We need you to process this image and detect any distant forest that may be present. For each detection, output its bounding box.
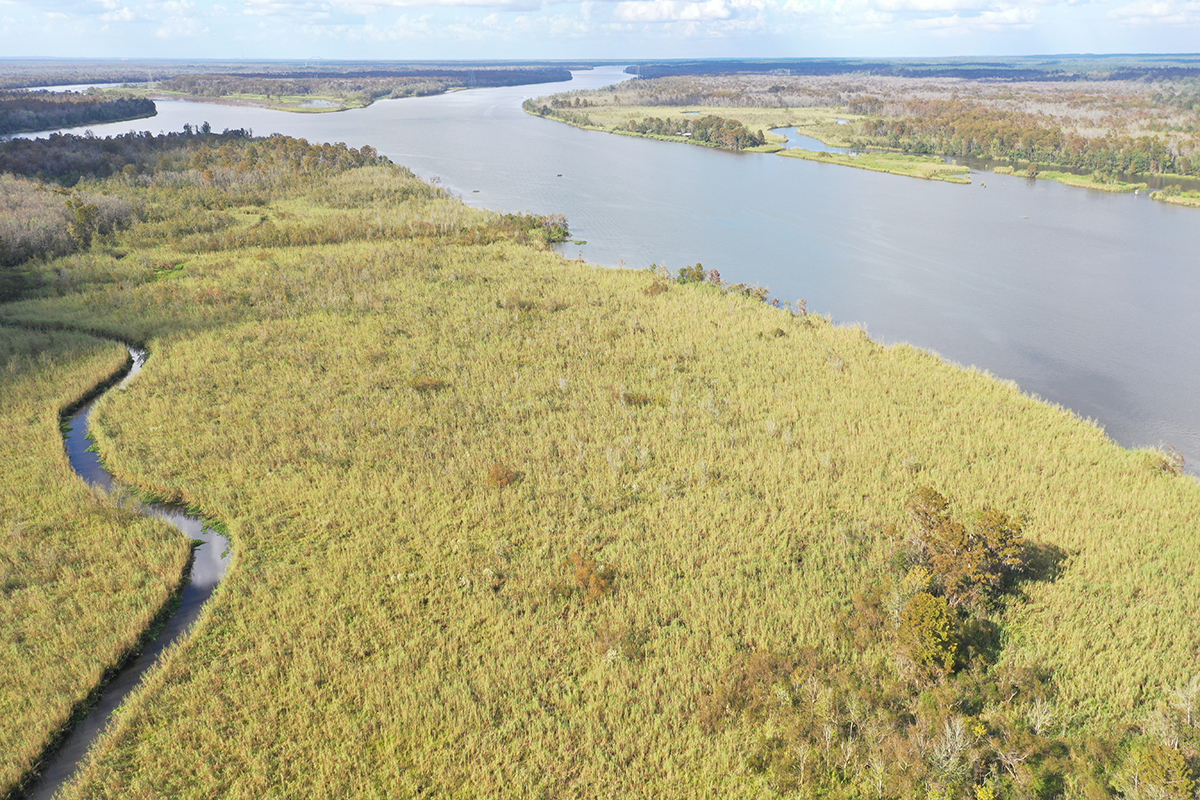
[0,59,581,91]
[0,91,155,136]
[624,57,1200,83]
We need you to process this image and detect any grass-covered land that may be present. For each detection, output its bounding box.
[780,148,971,183]
[116,65,573,114]
[3,130,1200,799]
[525,97,862,152]
[524,96,969,182]
[1151,185,1200,207]
[0,328,190,795]
[990,165,1148,193]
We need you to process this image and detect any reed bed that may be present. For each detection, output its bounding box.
[2,157,1199,798]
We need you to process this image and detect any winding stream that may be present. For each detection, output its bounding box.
[24,348,231,800]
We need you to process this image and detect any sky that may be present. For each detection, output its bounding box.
[1,0,1198,61]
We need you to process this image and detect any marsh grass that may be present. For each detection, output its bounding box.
[0,328,189,795]
[1036,170,1148,193]
[532,101,864,151]
[3,147,1200,798]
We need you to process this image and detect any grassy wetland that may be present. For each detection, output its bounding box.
[3,128,1200,799]
[0,328,190,794]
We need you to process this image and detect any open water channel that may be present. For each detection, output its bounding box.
[29,65,1200,471]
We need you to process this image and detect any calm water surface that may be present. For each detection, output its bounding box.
[32,66,1200,470]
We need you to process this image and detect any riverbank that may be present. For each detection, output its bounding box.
[1151,187,1200,207]
[992,165,1148,193]
[527,74,1200,202]
[141,90,362,114]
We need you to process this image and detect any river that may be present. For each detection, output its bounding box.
[22,66,1200,472]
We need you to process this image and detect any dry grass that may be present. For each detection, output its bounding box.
[780,148,971,183]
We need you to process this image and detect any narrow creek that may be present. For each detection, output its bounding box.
[24,348,231,800]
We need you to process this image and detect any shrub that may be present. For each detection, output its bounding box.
[568,551,615,601]
[618,390,663,408]
[907,487,1026,609]
[1143,445,1185,476]
[676,262,708,283]
[1111,740,1196,799]
[898,591,959,679]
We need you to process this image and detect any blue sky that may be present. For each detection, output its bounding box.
[2,0,1198,60]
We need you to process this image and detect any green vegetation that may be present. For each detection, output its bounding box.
[993,164,1152,193]
[3,127,1200,798]
[1032,170,1147,193]
[780,148,971,182]
[0,59,574,114]
[622,55,1200,82]
[524,98,773,151]
[136,66,571,113]
[1151,184,1200,207]
[0,328,190,794]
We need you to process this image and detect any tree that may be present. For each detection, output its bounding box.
[907,488,1026,609]
[1111,740,1196,799]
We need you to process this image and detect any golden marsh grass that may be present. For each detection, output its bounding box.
[2,152,1199,797]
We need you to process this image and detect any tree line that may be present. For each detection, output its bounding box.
[155,66,572,106]
[0,128,391,295]
[0,90,155,136]
[523,99,767,151]
[849,97,1200,177]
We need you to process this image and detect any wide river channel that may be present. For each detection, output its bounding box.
[32,65,1200,471]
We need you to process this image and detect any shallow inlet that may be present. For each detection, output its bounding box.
[23,348,231,800]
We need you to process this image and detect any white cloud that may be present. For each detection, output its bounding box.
[876,0,991,10]
[780,0,1048,35]
[1109,0,1200,23]
[913,5,1036,29]
[613,0,733,21]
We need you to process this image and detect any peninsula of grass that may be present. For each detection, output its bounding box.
[3,130,1200,799]
[526,98,970,181]
[531,71,1200,204]
[780,147,972,183]
[137,88,363,113]
[545,102,860,146]
[1151,186,1200,207]
[1036,170,1147,193]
